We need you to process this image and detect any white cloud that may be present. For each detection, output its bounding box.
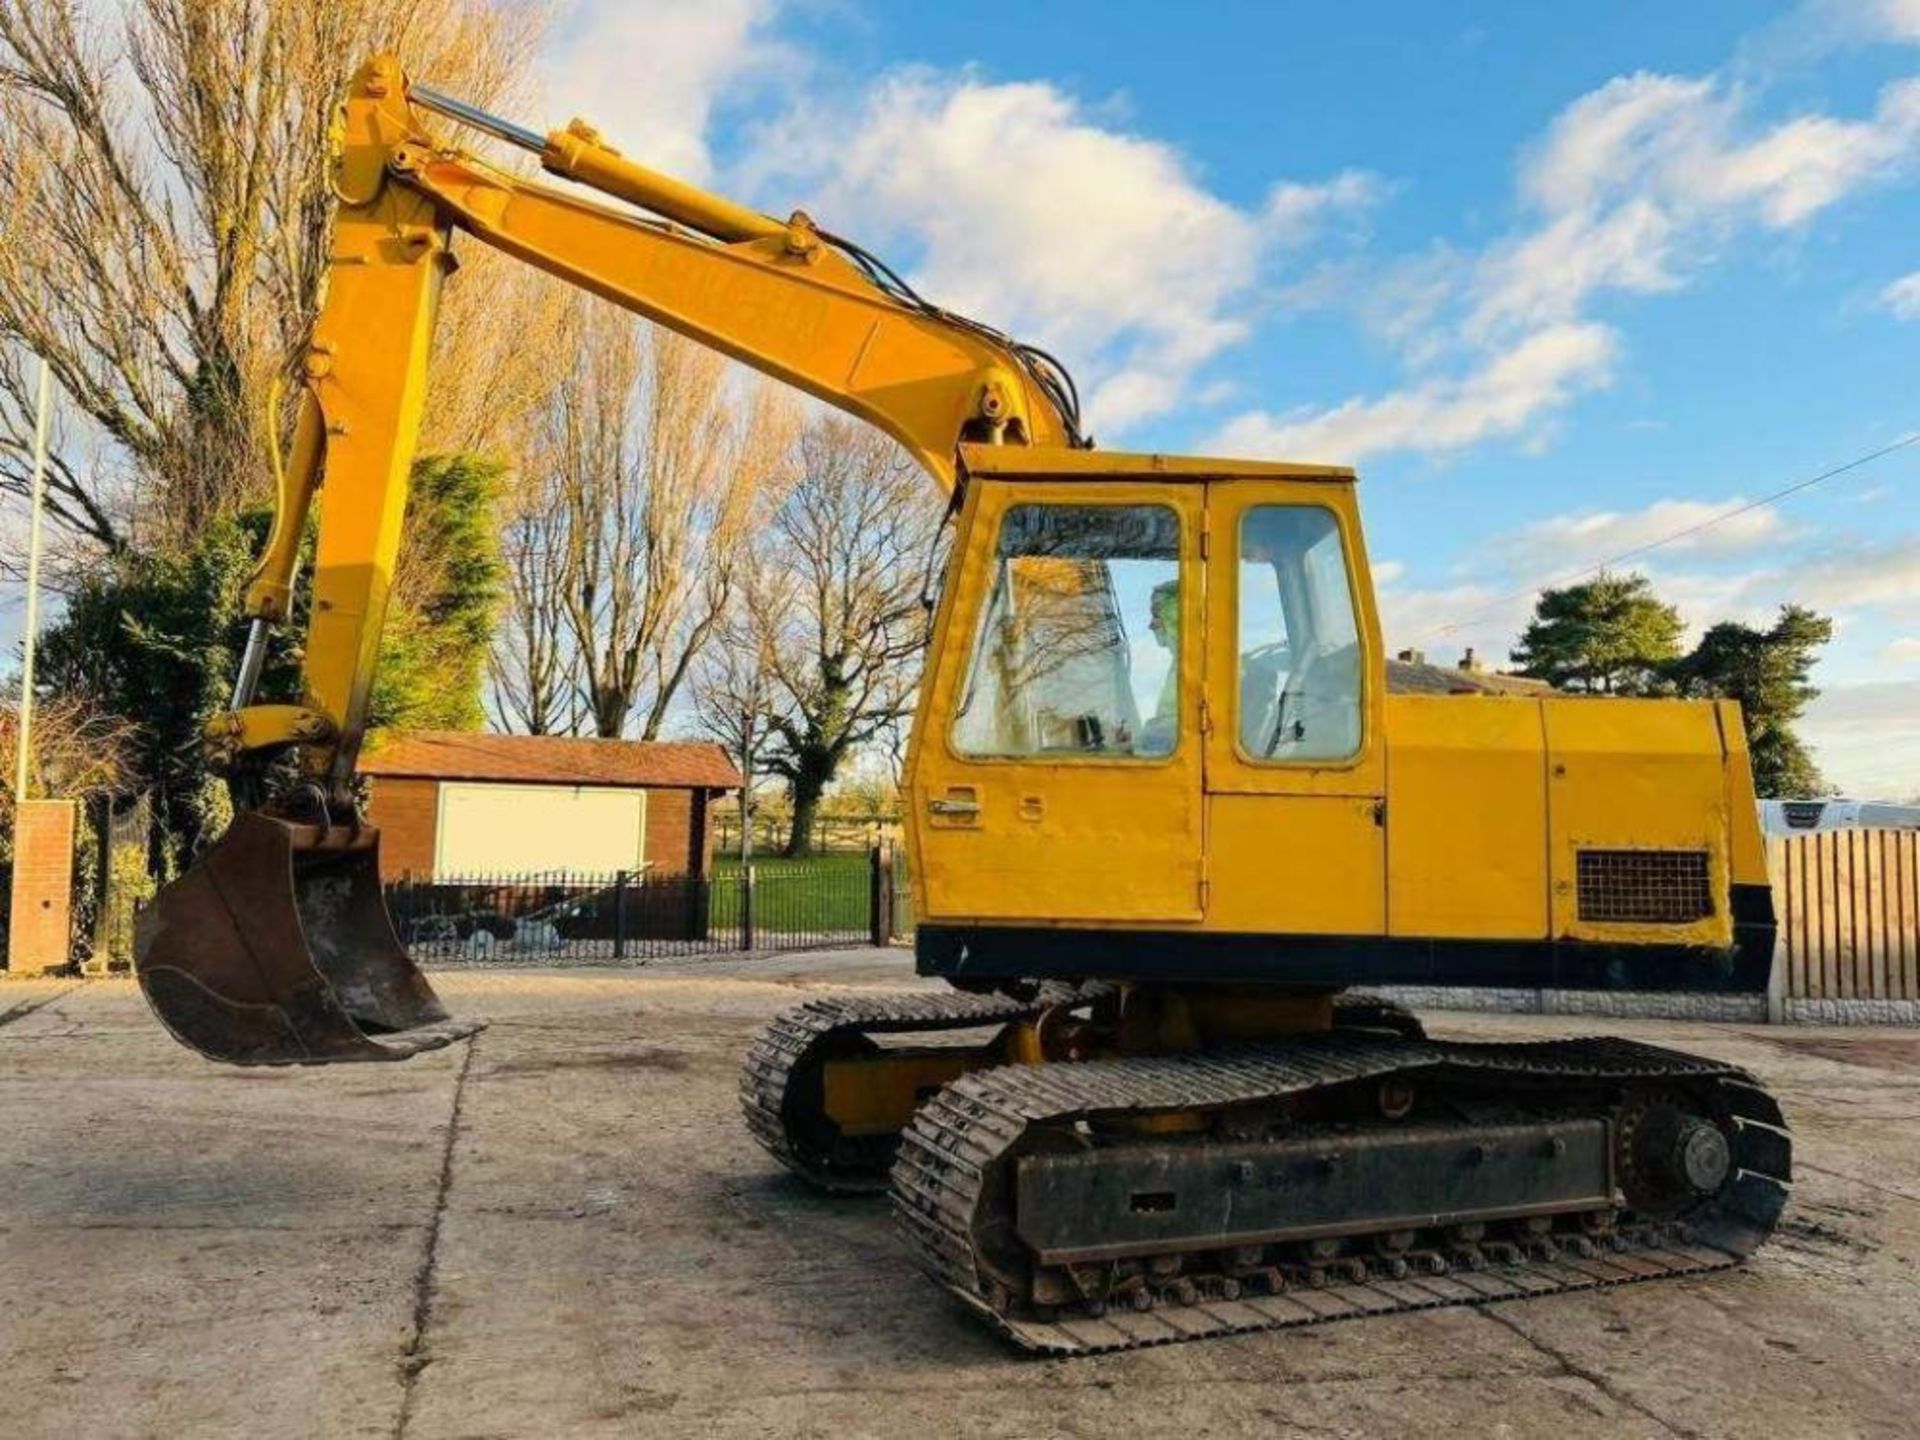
[1519,75,1716,216]
[1467,204,1680,344]
[1879,0,1920,40]
[1263,169,1387,246]
[541,0,791,184]
[1797,0,1920,47]
[1737,2,1920,87]
[1214,65,1920,466]
[1210,322,1616,463]
[1498,496,1792,566]
[745,69,1382,435]
[1715,97,1920,225]
[1882,637,1920,664]
[539,13,1391,437]
[1635,563,1786,637]
[1787,539,1920,615]
[1801,680,1920,797]
[1476,72,1920,340]
[541,4,1916,466]
[1881,271,1920,319]
[1375,577,1535,671]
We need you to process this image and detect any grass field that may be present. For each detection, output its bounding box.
[709,851,873,933]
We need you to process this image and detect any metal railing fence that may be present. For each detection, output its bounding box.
[712,812,904,856]
[386,853,889,964]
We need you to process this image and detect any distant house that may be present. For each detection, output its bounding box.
[360,732,742,882]
[1387,648,1555,697]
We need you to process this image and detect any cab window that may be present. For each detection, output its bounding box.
[952,503,1181,759]
[1237,506,1362,762]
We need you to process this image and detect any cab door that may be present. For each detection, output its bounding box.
[1200,480,1387,937]
[908,478,1205,924]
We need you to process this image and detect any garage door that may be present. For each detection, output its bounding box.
[435,784,647,877]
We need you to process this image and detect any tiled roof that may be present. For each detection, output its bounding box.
[1386,659,1556,697]
[360,731,743,789]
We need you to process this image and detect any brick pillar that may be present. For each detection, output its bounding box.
[8,798,77,973]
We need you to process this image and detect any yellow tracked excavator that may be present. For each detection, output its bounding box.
[136,57,1790,1353]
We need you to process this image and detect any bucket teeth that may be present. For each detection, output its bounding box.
[135,812,481,1066]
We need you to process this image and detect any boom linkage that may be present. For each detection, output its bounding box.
[225,53,1078,796]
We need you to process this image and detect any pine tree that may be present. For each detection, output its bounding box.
[370,455,507,734]
[1671,605,1832,798]
[1510,573,1685,694]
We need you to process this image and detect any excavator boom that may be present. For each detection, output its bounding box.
[136,55,1079,1064]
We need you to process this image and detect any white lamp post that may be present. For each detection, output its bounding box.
[12,355,52,801]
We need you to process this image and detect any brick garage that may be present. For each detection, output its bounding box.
[360,733,741,882]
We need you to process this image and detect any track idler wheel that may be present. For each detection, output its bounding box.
[1618,1094,1740,1218]
[1636,1109,1733,1197]
[135,812,481,1066]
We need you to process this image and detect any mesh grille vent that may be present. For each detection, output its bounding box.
[1576,849,1713,925]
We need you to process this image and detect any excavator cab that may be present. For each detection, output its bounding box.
[136,812,479,1065]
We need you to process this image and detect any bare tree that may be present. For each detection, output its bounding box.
[420,251,570,464]
[539,297,792,739]
[756,418,945,856]
[693,553,795,842]
[489,459,579,735]
[0,0,541,556]
[0,692,137,828]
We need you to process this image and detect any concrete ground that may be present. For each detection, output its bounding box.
[3,954,1918,1440]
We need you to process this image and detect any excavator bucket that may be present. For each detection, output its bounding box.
[135,812,481,1066]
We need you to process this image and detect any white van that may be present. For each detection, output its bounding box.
[1760,798,1920,834]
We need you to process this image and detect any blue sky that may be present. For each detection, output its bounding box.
[534,0,1918,792]
[4,0,1914,792]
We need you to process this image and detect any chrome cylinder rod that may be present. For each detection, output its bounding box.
[409,84,546,155]
[230,617,271,711]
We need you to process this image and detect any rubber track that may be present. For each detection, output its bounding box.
[740,987,1413,1192]
[891,1033,1791,1355]
[740,990,1045,1191]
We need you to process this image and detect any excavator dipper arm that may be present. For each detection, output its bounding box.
[240,54,1075,794]
[136,54,1076,1065]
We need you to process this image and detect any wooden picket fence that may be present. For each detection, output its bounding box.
[1768,830,1919,1002]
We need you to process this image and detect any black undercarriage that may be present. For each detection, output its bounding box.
[741,987,1790,1354]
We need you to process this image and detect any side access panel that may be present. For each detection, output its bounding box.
[1205,795,1384,935]
[1386,694,1550,941]
[1543,699,1731,949]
